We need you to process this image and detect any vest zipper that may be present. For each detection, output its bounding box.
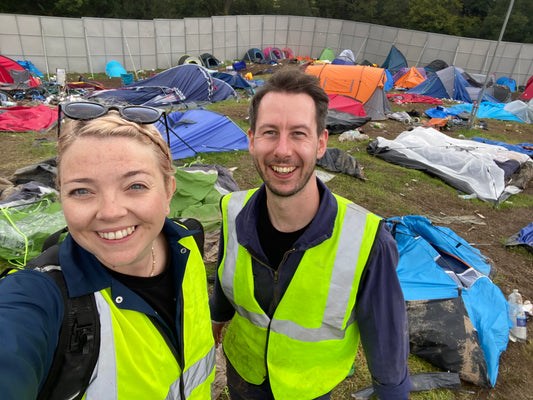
[263,247,295,381]
[273,248,295,308]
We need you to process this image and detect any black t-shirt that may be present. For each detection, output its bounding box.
[106,254,176,335]
[257,195,309,270]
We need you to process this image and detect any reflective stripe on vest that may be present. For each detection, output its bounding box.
[220,190,382,398]
[85,291,117,399]
[165,346,216,400]
[84,234,215,399]
[221,192,371,342]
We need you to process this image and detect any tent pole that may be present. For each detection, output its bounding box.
[468,0,515,128]
[39,17,50,78]
[415,37,429,68]
[354,36,368,63]
[124,36,139,80]
[82,19,95,80]
[157,35,172,69]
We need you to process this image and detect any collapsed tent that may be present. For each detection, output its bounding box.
[316,148,365,179]
[367,127,533,204]
[387,215,510,387]
[87,64,236,107]
[304,64,391,120]
[169,164,239,232]
[505,222,533,254]
[155,108,249,160]
[409,66,499,103]
[380,45,408,73]
[425,102,524,123]
[0,105,57,132]
[212,71,251,90]
[243,48,265,63]
[0,183,65,266]
[503,100,533,123]
[0,55,41,88]
[0,162,239,263]
[16,60,44,78]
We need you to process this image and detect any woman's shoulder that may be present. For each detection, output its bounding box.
[1,268,64,306]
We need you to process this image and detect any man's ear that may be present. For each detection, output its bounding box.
[317,129,329,158]
[248,129,254,154]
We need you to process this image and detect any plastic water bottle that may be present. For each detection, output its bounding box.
[508,289,527,342]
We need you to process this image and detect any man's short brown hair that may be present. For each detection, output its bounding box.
[248,69,329,135]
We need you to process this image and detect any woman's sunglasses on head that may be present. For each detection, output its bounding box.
[57,101,170,144]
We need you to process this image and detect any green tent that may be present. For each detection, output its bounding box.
[319,47,335,62]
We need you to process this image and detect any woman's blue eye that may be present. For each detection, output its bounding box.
[130,183,147,190]
[71,188,89,196]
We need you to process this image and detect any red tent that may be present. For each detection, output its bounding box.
[0,105,57,132]
[520,76,533,100]
[328,94,366,117]
[0,55,40,87]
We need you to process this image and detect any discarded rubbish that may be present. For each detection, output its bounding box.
[338,130,370,142]
[370,122,384,128]
[508,289,527,343]
[458,193,477,200]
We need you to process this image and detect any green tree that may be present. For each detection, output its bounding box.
[376,0,410,28]
[313,0,377,21]
[228,0,275,14]
[407,0,464,36]
[0,0,60,16]
[277,0,313,16]
[476,0,532,43]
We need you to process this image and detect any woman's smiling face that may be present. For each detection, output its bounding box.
[59,135,174,275]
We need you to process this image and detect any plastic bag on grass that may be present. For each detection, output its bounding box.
[0,196,66,266]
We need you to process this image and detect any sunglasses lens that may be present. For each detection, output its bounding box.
[63,102,107,120]
[121,106,162,124]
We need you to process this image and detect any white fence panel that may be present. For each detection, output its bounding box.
[0,13,531,84]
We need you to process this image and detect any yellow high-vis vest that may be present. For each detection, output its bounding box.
[219,190,382,400]
[85,233,215,399]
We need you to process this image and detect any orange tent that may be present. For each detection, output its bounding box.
[394,66,426,89]
[305,64,386,104]
[304,64,390,120]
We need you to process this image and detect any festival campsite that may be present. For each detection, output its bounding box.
[1,15,532,400]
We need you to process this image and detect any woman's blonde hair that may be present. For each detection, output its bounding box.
[56,110,175,187]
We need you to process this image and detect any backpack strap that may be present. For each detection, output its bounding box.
[25,245,101,400]
[172,217,205,258]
